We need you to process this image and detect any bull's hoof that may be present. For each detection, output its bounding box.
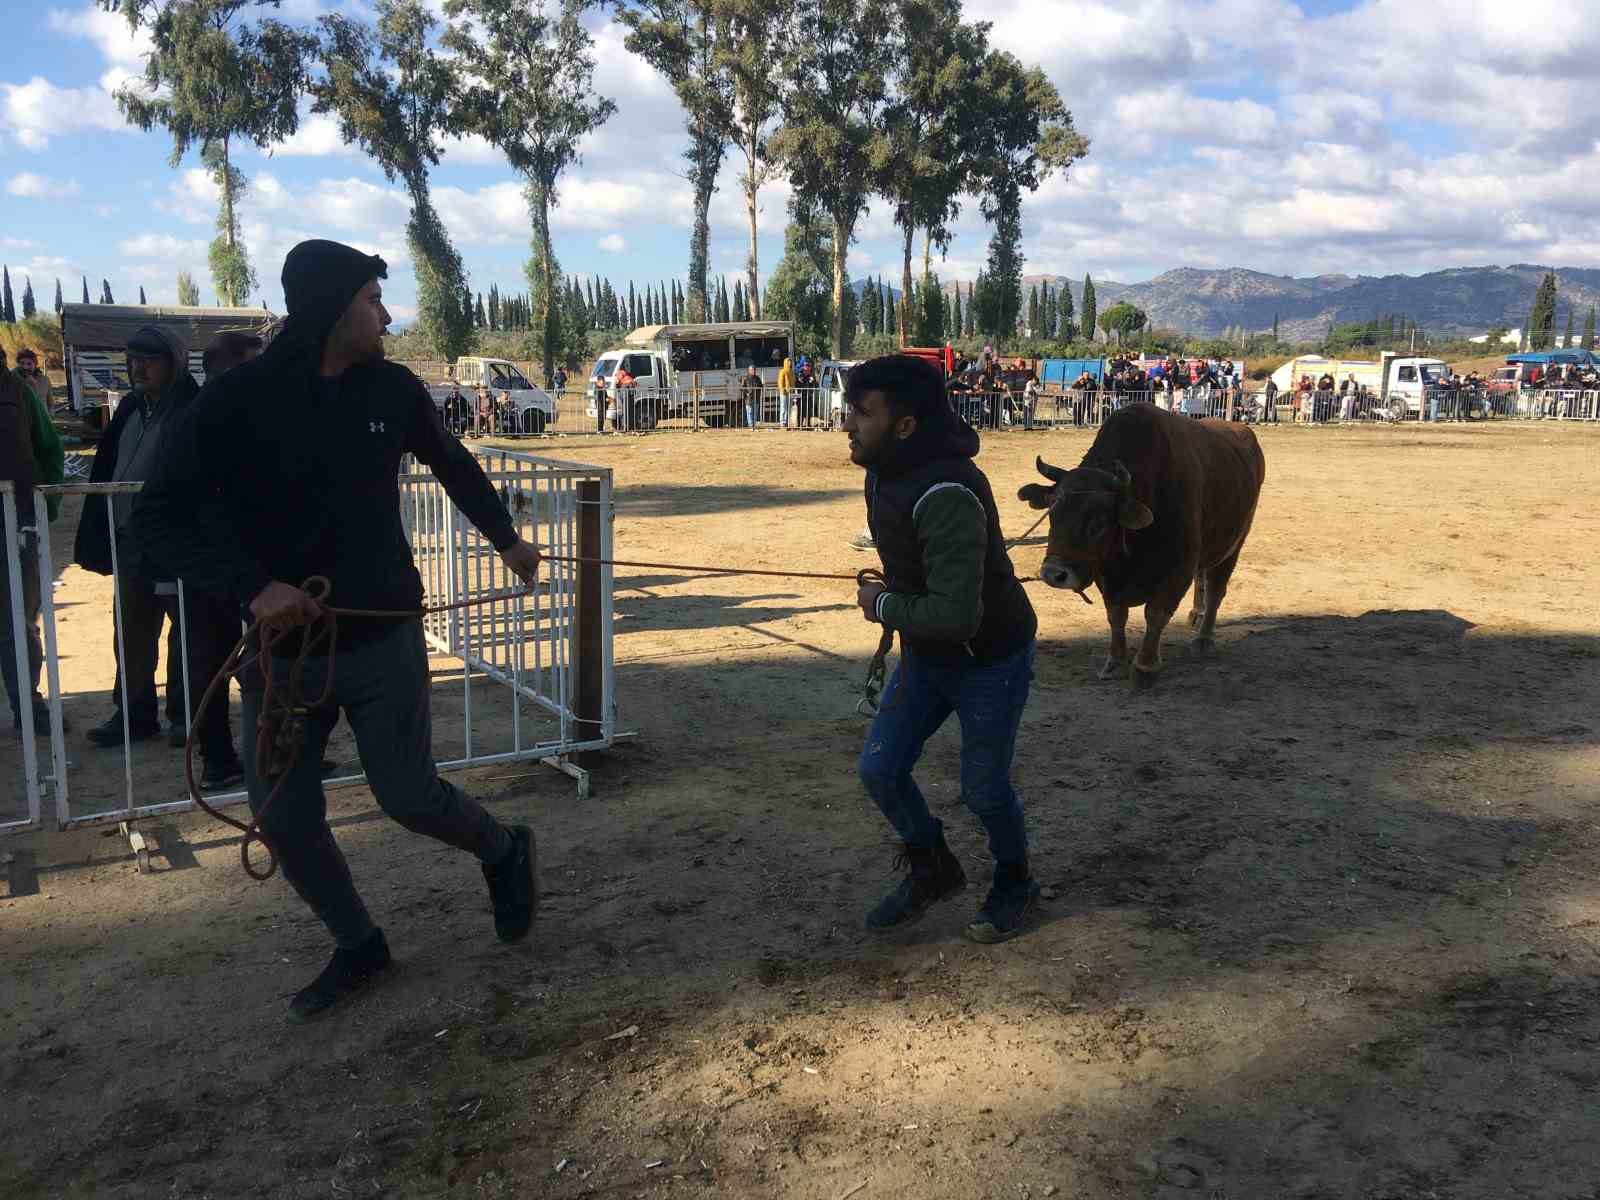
[1190,635,1216,653]
[1186,607,1205,630]
[1097,655,1127,681]
[1130,662,1159,690]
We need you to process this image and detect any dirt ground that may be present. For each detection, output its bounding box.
[4,421,1600,1200]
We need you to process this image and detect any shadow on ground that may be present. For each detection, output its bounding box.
[5,609,1599,1198]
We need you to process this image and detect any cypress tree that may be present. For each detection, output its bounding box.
[1272,312,1279,342]
[1059,280,1075,339]
[951,282,963,338]
[81,277,91,305]
[53,278,62,314]
[139,285,148,305]
[1564,307,1575,348]
[1582,305,1596,351]
[1081,275,1097,344]
[1528,271,1558,350]
[0,267,13,323]
[21,274,35,319]
[1026,285,1039,338]
[101,279,114,304]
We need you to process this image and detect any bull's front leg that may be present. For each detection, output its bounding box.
[1131,597,1181,689]
[1098,602,1130,680]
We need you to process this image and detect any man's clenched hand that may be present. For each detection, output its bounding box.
[250,580,322,630]
[498,537,543,587]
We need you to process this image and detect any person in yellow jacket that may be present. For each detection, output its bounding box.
[777,356,796,429]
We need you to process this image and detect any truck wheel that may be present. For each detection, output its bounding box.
[521,409,548,434]
[1387,397,1408,422]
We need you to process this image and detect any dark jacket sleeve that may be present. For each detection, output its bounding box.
[876,486,987,642]
[71,392,138,572]
[402,373,519,551]
[0,375,36,524]
[128,382,273,600]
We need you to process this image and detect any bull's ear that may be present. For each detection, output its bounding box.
[1118,499,1154,530]
[1018,483,1054,510]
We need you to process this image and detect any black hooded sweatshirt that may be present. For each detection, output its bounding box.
[130,300,517,649]
[865,401,1036,667]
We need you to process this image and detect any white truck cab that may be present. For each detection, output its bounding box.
[1377,353,1450,419]
[433,357,559,433]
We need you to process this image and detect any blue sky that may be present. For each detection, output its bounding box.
[3,0,1598,322]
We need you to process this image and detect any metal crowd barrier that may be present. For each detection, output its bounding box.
[0,449,617,851]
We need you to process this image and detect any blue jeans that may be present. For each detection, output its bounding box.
[858,640,1035,864]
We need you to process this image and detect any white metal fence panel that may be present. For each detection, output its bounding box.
[2,449,615,838]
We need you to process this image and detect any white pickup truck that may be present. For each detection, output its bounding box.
[428,357,559,433]
[585,320,794,428]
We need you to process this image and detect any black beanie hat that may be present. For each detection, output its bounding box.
[280,239,387,327]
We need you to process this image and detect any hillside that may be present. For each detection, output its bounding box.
[926,265,1600,341]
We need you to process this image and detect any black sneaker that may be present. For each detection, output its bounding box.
[287,928,392,1023]
[965,860,1041,944]
[87,714,160,747]
[865,822,967,931]
[482,825,537,943]
[200,754,246,791]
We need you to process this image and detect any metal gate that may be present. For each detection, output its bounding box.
[1,447,615,844]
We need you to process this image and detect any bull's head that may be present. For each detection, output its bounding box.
[1017,456,1154,596]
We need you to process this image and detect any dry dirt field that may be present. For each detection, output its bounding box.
[4,420,1600,1200]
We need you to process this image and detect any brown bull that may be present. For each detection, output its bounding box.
[1018,403,1265,687]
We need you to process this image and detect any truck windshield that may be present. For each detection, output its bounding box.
[1420,364,1447,383]
[488,363,531,389]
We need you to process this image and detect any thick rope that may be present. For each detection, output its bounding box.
[184,512,1056,878]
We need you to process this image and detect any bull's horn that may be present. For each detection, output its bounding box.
[1110,459,1133,491]
[1036,455,1067,483]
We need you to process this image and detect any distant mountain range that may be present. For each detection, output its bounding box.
[859,265,1600,341]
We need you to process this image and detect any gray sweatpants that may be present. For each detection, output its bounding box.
[242,618,512,948]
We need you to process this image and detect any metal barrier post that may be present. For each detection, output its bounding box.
[1,485,42,833]
[572,479,603,778]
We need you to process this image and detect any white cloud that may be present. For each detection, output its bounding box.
[0,76,128,149]
[118,234,209,259]
[275,111,361,159]
[7,172,80,198]
[598,234,626,253]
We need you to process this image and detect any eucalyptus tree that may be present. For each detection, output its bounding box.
[445,0,615,380]
[769,0,894,357]
[316,1,474,360]
[616,0,734,322]
[105,0,314,306]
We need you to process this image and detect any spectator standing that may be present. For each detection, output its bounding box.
[739,363,764,428]
[1263,377,1279,424]
[551,365,567,400]
[1022,374,1039,431]
[777,356,795,429]
[613,365,635,432]
[14,348,51,412]
[73,326,244,786]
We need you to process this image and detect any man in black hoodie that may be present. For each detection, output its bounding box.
[132,240,542,1022]
[844,355,1041,943]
